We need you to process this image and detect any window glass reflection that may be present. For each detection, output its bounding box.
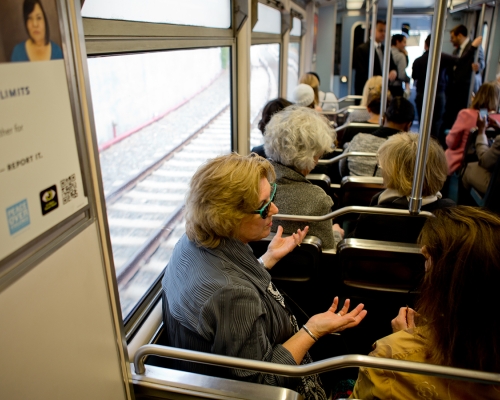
[250,44,280,151]
[253,3,281,34]
[290,17,301,37]
[287,42,300,100]
[82,0,231,29]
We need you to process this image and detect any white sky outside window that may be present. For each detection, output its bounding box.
[81,0,231,28]
[290,17,301,37]
[253,3,281,34]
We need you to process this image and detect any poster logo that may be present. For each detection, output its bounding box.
[6,199,30,235]
[40,185,59,215]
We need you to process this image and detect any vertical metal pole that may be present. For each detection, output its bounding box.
[364,0,370,42]
[378,0,393,125]
[409,0,448,214]
[468,3,486,107]
[368,0,378,79]
[331,1,338,92]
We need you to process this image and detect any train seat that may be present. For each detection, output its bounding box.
[249,233,339,317]
[249,233,323,282]
[337,122,381,147]
[336,176,384,209]
[306,173,332,197]
[128,302,302,400]
[337,238,425,295]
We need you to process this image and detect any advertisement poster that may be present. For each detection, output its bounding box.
[0,0,88,261]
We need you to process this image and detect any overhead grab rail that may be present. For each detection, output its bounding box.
[133,344,500,385]
[317,151,376,165]
[273,206,434,222]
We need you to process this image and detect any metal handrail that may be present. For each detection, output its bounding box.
[317,151,376,165]
[409,0,447,214]
[337,95,363,103]
[273,206,434,222]
[133,345,500,385]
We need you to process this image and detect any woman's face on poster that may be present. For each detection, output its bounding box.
[27,3,46,44]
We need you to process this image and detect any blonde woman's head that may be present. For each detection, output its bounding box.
[185,153,275,248]
[377,132,447,196]
[299,73,320,106]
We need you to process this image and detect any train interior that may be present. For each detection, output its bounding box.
[1,0,500,398]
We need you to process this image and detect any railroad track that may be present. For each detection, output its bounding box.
[105,107,231,315]
[105,58,274,317]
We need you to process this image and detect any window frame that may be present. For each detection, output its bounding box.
[83,15,237,335]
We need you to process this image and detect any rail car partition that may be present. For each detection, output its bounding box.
[133,344,500,385]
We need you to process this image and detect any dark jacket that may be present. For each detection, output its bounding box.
[251,144,267,158]
[349,191,455,243]
[353,41,397,96]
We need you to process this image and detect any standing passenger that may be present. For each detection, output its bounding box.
[353,20,397,96]
[440,25,484,139]
[389,34,410,97]
[412,34,482,141]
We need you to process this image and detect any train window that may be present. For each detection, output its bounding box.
[253,3,282,34]
[287,42,300,99]
[250,44,280,150]
[290,17,302,37]
[87,47,231,319]
[81,0,231,29]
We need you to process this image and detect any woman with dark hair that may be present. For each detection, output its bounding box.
[11,0,63,62]
[350,206,500,399]
[251,98,293,158]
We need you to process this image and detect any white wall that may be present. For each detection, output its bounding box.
[0,223,129,400]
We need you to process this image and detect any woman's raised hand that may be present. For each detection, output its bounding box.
[262,226,309,268]
[306,297,367,338]
[391,306,416,333]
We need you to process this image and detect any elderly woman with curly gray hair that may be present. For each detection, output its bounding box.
[264,105,342,249]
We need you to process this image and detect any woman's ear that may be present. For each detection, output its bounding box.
[421,245,431,271]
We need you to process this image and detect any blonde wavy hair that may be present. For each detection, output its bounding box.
[361,76,383,107]
[264,105,336,173]
[185,153,275,248]
[299,73,320,106]
[377,132,447,196]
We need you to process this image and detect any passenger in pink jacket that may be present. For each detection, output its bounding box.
[445,81,500,175]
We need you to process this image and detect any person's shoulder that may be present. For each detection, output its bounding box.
[370,328,428,361]
[50,41,63,60]
[11,42,28,62]
[355,41,370,53]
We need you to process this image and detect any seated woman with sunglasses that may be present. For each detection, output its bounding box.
[162,153,367,399]
[263,105,342,249]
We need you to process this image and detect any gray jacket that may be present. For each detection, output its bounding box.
[271,161,337,249]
